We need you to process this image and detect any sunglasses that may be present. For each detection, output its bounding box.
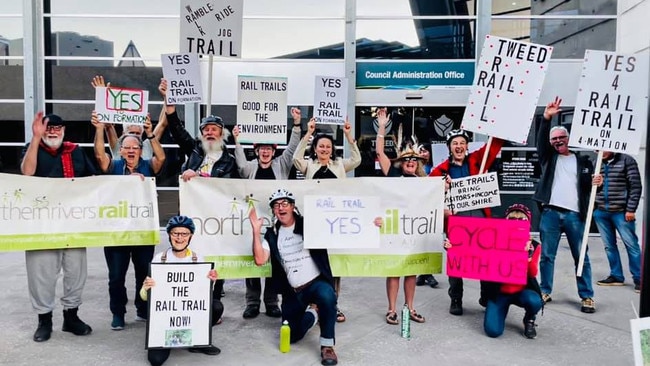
[402,157,419,162]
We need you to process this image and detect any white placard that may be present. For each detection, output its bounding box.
[94,87,149,125]
[303,195,380,249]
[147,263,213,349]
[631,317,650,366]
[313,76,348,125]
[236,75,288,144]
[568,50,649,155]
[462,35,552,144]
[161,53,203,105]
[446,172,501,212]
[180,0,243,57]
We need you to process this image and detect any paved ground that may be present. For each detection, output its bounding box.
[0,236,640,366]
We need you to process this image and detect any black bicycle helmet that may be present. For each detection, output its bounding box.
[166,215,196,234]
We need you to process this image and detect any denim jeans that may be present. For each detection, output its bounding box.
[282,278,337,347]
[484,289,543,338]
[539,208,594,299]
[593,209,641,284]
[104,245,155,317]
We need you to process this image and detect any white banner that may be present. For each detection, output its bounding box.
[569,50,649,154]
[236,75,288,144]
[161,53,203,105]
[0,174,160,251]
[94,87,149,125]
[147,263,213,349]
[462,35,552,144]
[446,172,501,212]
[179,177,445,278]
[180,0,243,57]
[313,76,348,125]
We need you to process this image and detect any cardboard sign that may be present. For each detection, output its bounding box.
[461,35,552,144]
[94,87,149,125]
[147,263,213,349]
[236,75,288,144]
[446,172,501,212]
[569,50,649,154]
[313,76,348,125]
[447,216,530,284]
[303,195,380,249]
[180,0,243,57]
[161,53,203,105]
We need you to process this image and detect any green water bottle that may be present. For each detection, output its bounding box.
[400,303,410,339]
[279,320,291,353]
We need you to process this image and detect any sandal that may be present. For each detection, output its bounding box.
[385,311,398,325]
[409,310,425,323]
[336,309,346,323]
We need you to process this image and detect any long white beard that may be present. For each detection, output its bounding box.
[201,136,224,154]
[42,135,63,149]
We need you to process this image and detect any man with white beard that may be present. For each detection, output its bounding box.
[21,112,96,342]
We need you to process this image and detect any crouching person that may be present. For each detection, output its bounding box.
[249,189,339,366]
[140,216,224,366]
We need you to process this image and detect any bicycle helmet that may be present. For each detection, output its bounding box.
[166,215,196,234]
[445,129,469,146]
[504,204,532,221]
[269,189,295,208]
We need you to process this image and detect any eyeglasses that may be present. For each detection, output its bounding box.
[169,232,191,238]
[507,217,529,221]
[121,146,141,151]
[550,135,568,141]
[45,125,64,132]
[272,200,292,209]
[402,157,419,162]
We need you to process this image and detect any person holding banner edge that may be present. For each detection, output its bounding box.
[532,96,596,313]
[232,107,304,319]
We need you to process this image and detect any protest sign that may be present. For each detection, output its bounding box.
[236,75,288,144]
[147,263,213,349]
[569,50,649,154]
[446,172,501,212]
[630,317,650,366]
[303,195,380,249]
[94,87,149,125]
[161,53,203,105]
[0,174,159,251]
[313,76,348,125]
[462,35,552,144]
[180,0,243,57]
[447,216,530,284]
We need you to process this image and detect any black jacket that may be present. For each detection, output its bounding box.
[595,153,642,213]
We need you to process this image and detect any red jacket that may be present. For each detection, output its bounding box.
[501,243,541,294]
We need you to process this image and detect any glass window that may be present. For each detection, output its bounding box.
[493,0,617,16]
[244,0,344,17]
[49,0,178,15]
[358,0,475,17]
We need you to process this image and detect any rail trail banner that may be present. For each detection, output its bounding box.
[0,174,160,251]
[180,0,243,57]
[461,35,552,144]
[313,76,348,125]
[568,49,649,154]
[446,172,500,212]
[179,177,445,278]
[236,75,288,144]
[161,52,203,105]
[146,262,213,349]
[95,87,149,125]
[447,216,530,284]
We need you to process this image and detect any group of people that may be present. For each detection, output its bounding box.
[17,76,643,366]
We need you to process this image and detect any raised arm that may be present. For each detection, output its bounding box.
[293,118,316,174]
[375,109,391,176]
[536,96,562,165]
[277,107,303,170]
[232,125,256,178]
[92,111,111,173]
[145,114,165,174]
[249,208,270,265]
[342,118,361,172]
[21,111,46,176]
[159,78,176,116]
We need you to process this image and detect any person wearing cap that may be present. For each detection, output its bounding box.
[231,107,303,320]
[532,96,596,314]
[292,116,361,323]
[480,204,543,339]
[21,111,96,342]
[375,108,427,325]
[140,215,223,366]
[248,189,339,365]
[91,111,165,330]
[429,125,504,316]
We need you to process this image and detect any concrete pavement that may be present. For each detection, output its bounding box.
[0,236,639,366]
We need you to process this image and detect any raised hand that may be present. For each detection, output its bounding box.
[543,96,562,120]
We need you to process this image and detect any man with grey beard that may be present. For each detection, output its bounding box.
[21,112,96,342]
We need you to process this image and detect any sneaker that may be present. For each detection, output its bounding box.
[449,298,463,316]
[580,298,596,313]
[134,314,147,322]
[523,319,537,339]
[634,283,640,293]
[320,346,338,366]
[188,345,221,356]
[541,293,552,304]
[425,276,439,288]
[597,276,624,286]
[111,314,125,330]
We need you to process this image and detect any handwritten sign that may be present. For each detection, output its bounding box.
[447,216,530,284]
[446,172,500,212]
[180,0,243,57]
[313,76,348,125]
[94,87,149,125]
[161,53,203,105]
[147,263,213,349]
[303,195,380,249]
[462,35,552,144]
[236,75,288,144]
[569,50,649,155]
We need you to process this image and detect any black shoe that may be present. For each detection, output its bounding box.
[596,276,624,286]
[416,275,432,286]
[242,305,260,319]
[478,297,487,308]
[449,299,463,316]
[62,308,92,336]
[635,283,641,293]
[265,305,282,318]
[523,319,537,339]
[33,312,53,342]
[188,345,221,356]
[426,276,439,288]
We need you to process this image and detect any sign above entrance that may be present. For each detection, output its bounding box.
[356,61,474,89]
